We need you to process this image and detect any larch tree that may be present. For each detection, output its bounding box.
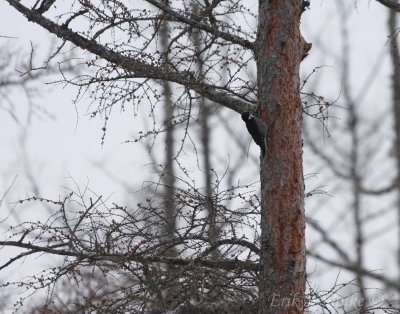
[256,1,309,313]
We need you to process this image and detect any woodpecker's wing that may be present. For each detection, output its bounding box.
[242,114,268,156]
[253,117,268,156]
[253,117,268,142]
[254,117,268,136]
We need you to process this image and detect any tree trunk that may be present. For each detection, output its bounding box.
[388,9,400,286]
[257,1,309,313]
[337,1,367,308]
[161,1,178,309]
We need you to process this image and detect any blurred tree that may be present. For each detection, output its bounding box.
[389,8,400,286]
[302,1,400,312]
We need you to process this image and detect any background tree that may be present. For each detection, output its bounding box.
[389,6,400,286]
[302,1,400,312]
[2,1,400,314]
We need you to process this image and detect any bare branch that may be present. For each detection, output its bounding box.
[376,0,400,12]
[145,0,255,50]
[4,0,254,114]
[308,251,400,291]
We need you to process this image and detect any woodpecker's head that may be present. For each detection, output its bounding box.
[241,112,251,122]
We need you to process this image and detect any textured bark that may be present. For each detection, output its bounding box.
[256,1,309,313]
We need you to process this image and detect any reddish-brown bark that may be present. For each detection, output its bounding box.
[257,1,309,313]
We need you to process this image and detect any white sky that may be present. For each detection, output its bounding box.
[0,0,398,310]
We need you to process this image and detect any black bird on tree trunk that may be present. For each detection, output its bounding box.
[241,112,268,157]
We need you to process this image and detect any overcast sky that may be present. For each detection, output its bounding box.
[0,0,398,309]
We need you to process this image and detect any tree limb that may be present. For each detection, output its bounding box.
[4,0,255,114]
[162,300,257,314]
[145,0,255,50]
[376,0,400,12]
[0,240,259,271]
[308,251,400,291]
